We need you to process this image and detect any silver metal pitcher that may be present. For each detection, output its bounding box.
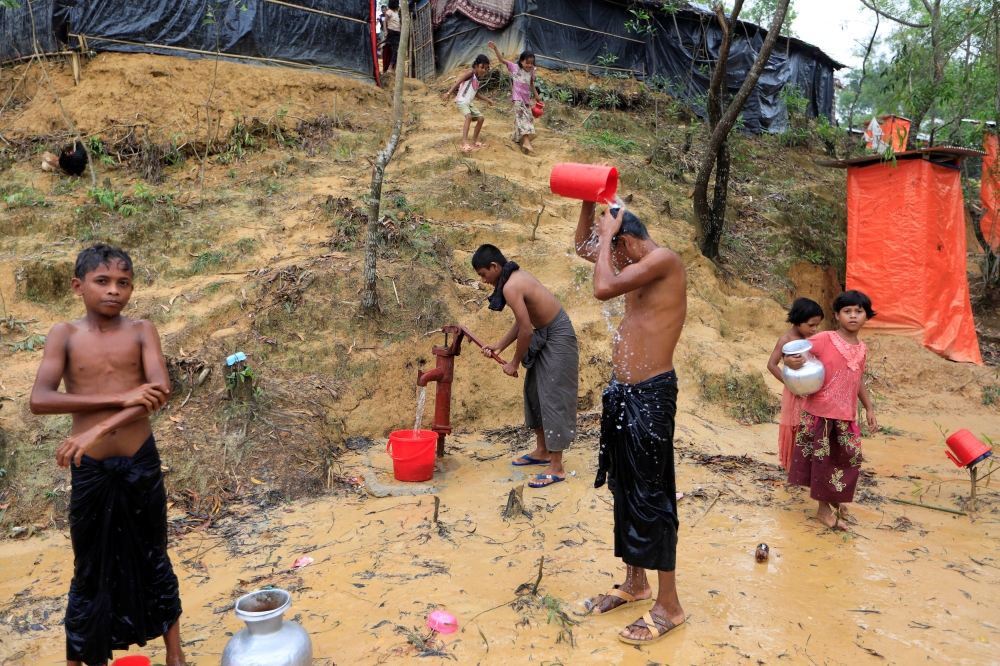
[781,339,825,396]
[221,589,313,666]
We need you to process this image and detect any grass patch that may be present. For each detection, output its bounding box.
[438,170,521,218]
[700,368,780,424]
[983,383,1000,407]
[580,129,638,153]
[2,185,47,208]
[17,260,75,303]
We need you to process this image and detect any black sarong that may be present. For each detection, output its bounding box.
[596,371,679,572]
[66,435,182,665]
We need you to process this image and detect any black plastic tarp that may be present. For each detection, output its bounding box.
[433,0,840,133]
[647,8,836,133]
[61,0,375,78]
[1,0,60,63]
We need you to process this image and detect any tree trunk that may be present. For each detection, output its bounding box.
[362,0,411,311]
[694,0,789,260]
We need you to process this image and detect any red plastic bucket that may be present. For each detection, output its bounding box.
[945,429,993,467]
[112,658,150,666]
[387,430,437,482]
[550,163,618,203]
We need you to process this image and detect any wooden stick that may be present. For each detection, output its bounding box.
[890,498,967,515]
[531,555,544,595]
[690,490,722,526]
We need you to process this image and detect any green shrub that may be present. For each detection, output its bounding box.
[700,368,780,424]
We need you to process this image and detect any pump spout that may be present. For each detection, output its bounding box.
[416,368,445,387]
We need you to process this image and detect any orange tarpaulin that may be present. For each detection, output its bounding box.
[847,158,982,364]
[982,133,1000,251]
[866,114,910,152]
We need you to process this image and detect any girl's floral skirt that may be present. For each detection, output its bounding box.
[512,101,536,142]
[787,412,863,504]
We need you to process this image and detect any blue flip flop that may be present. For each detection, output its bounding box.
[512,455,549,466]
[529,474,566,488]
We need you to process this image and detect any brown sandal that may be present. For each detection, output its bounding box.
[584,585,649,615]
[618,611,684,645]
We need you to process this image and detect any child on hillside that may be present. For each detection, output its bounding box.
[441,54,495,152]
[472,244,579,489]
[487,41,541,153]
[29,244,186,666]
[766,298,824,471]
[784,290,879,531]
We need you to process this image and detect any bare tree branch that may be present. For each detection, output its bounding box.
[846,9,879,154]
[859,0,930,29]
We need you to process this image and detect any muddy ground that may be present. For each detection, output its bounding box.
[1,53,999,664]
[1,414,998,665]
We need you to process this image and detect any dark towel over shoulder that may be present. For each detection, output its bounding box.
[487,261,519,311]
[66,435,182,665]
[596,371,679,572]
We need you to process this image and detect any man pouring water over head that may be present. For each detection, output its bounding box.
[574,195,688,646]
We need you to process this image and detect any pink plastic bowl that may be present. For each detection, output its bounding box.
[427,609,458,634]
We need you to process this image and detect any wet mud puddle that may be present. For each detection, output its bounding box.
[1,418,999,665]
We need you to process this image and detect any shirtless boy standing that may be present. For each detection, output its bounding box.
[29,244,186,666]
[472,244,579,489]
[574,202,688,646]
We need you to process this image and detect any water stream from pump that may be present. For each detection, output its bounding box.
[413,386,428,434]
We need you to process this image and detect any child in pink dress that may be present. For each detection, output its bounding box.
[785,291,879,531]
[766,298,824,471]
[487,41,541,153]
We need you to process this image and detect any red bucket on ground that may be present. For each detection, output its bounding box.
[945,429,993,468]
[387,430,437,482]
[112,657,151,666]
[550,163,618,203]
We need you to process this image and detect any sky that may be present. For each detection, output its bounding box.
[791,0,880,70]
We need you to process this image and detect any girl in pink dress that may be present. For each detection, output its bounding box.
[766,298,824,471]
[487,41,541,153]
[785,291,879,531]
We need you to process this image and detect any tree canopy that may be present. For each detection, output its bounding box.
[839,0,999,149]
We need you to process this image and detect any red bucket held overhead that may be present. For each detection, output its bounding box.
[387,430,437,482]
[945,429,993,468]
[550,163,618,203]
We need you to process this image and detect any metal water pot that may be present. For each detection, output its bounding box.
[781,339,825,396]
[221,589,313,666]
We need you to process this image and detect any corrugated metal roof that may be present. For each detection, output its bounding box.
[818,147,987,169]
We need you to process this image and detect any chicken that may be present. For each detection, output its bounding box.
[57,140,88,176]
[40,151,61,172]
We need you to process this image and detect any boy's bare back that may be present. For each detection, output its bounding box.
[503,270,563,329]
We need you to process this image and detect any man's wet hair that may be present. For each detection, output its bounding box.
[832,290,876,319]
[786,297,824,325]
[518,50,535,66]
[613,210,650,245]
[471,244,507,270]
[473,54,490,68]
[74,244,133,279]
[388,0,399,9]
